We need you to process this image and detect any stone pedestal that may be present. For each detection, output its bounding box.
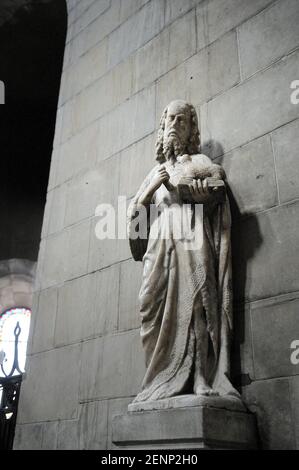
[112,395,257,450]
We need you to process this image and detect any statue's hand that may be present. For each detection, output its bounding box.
[189,178,211,203]
[151,165,170,191]
[138,166,170,206]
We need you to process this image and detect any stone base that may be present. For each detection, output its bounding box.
[112,395,257,450]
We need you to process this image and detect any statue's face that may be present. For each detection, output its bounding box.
[163,101,191,151]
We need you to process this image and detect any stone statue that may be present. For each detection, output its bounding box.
[127,100,240,404]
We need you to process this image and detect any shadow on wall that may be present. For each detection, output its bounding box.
[203,139,263,393]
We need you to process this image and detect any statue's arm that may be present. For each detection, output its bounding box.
[137,165,170,206]
[127,165,169,261]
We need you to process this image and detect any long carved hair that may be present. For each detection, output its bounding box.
[155,101,200,163]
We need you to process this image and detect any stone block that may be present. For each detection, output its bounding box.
[107,397,133,449]
[55,273,97,347]
[71,54,133,133]
[60,38,108,105]
[96,85,155,162]
[88,216,120,272]
[239,0,299,78]
[13,423,43,450]
[156,30,240,116]
[201,49,299,159]
[196,0,274,47]
[79,1,122,60]
[233,201,299,301]
[66,1,99,39]
[113,404,257,449]
[78,400,108,449]
[242,378,296,449]
[107,0,164,69]
[119,132,156,199]
[290,376,299,449]
[165,0,203,25]
[83,264,119,338]
[160,9,196,75]
[64,219,91,281]
[217,135,277,216]
[72,0,110,38]
[133,28,169,95]
[57,419,79,450]
[50,401,109,450]
[46,184,67,236]
[64,154,120,227]
[25,290,38,357]
[60,99,76,144]
[31,287,57,354]
[18,344,81,423]
[72,0,94,19]
[64,174,94,227]
[93,153,121,207]
[74,55,134,132]
[119,0,149,23]
[250,292,299,380]
[34,239,46,292]
[271,119,299,203]
[133,10,196,94]
[41,232,67,289]
[56,120,98,186]
[79,330,145,400]
[104,55,134,111]
[118,259,143,331]
[41,421,59,450]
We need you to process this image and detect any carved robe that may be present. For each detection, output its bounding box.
[128,154,238,402]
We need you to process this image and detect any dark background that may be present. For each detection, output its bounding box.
[0,0,67,261]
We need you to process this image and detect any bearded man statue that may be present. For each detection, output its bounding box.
[127,100,240,404]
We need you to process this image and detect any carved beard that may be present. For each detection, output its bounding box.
[163,134,186,162]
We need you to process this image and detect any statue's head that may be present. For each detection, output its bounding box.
[156,100,200,163]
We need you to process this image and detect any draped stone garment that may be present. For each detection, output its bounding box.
[127,154,238,403]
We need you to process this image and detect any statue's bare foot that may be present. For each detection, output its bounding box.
[194,381,219,397]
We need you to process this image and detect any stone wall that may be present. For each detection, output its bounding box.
[15,0,299,449]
